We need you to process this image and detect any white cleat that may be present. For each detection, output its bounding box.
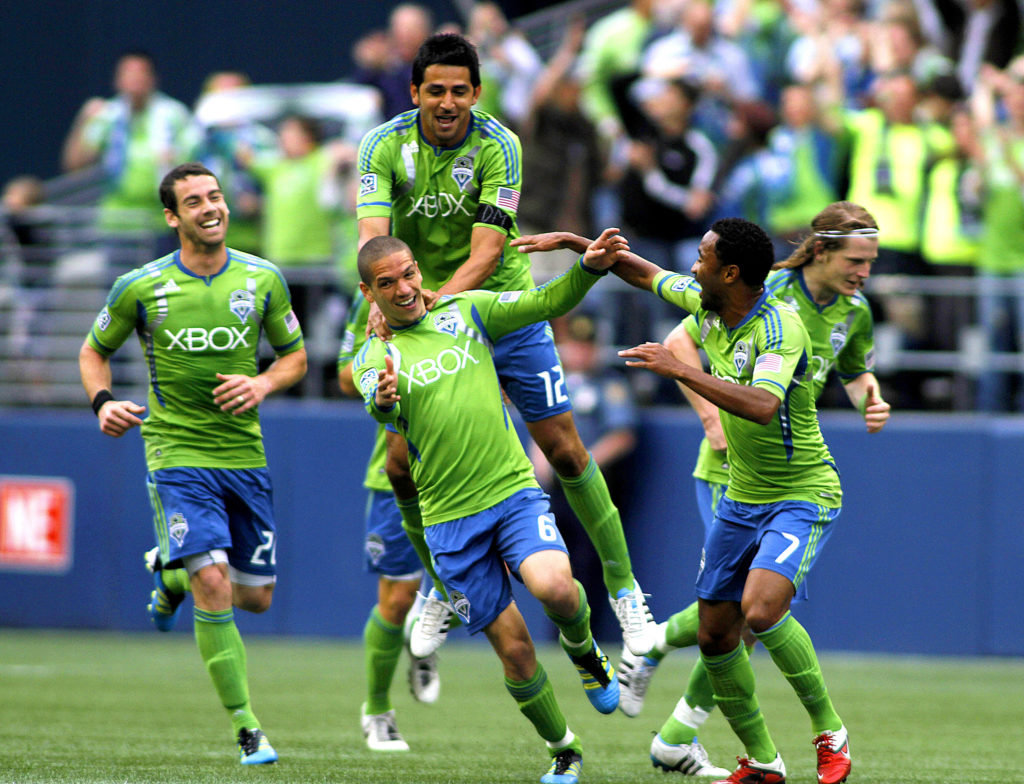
[610,579,655,656]
[361,703,410,752]
[617,645,659,717]
[651,734,731,777]
[408,588,454,658]
[408,650,440,704]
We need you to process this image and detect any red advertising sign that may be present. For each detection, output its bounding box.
[0,477,74,572]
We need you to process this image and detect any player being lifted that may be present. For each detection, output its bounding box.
[355,32,655,658]
[353,230,627,784]
[79,162,306,764]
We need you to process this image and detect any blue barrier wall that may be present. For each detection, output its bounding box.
[2,404,1022,656]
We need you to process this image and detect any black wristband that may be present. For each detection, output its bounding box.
[91,389,115,416]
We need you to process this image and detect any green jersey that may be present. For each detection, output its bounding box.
[337,291,391,493]
[764,267,876,401]
[86,249,304,470]
[681,314,731,486]
[356,108,534,293]
[653,271,841,507]
[353,261,603,526]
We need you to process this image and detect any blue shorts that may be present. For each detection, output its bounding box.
[364,489,423,579]
[694,478,727,536]
[493,321,573,422]
[695,496,840,603]
[424,487,567,635]
[146,466,277,579]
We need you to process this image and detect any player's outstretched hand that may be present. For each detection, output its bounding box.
[511,231,589,255]
[375,354,400,409]
[97,399,145,437]
[584,228,630,271]
[214,372,271,416]
[618,341,686,380]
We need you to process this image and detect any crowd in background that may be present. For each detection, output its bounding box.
[2,0,1024,411]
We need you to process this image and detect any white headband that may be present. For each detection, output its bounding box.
[814,228,879,238]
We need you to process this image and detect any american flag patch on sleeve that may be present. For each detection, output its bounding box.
[754,353,783,373]
[285,310,300,333]
[496,187,520,212]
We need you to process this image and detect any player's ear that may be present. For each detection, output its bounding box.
[359,281,373,303]
[164,208,178,229]
[410,83,421,107]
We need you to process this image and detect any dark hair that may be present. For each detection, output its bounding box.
[709,217,774,287]
[776,201,878,270]
[281,114,323,144]
[159,162,219,212]
[411,33,480,88]
[117,49,156,69]
[358,235,413,284]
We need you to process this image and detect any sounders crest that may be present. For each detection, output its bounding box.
[451,156,473,191]
[229,289,256,324]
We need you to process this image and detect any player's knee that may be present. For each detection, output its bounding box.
[741,601,786,634]
[234,584,274,614]
[379,580,418,623]
[534,571,577,613]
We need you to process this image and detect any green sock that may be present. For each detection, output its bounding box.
[161,567,190,594]
[557,455,632,595]
[702,643,776,763]
[544,580,592,655]
[755,612,842,734]
[505,664,569,743]
[364,606,404,715]
[396,496,447,599]
[194,608,257,734]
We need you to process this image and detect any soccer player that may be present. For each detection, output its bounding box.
[337,288,442,751]
[515,219,854,784]
[356,32,654,657]
[78,162,306,764]
[352,231,626,784]
[619,202,888,776]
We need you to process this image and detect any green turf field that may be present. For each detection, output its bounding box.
[1,629,1020,784]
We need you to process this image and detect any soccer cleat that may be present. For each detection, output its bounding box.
[540,748,583,784]
[408,588,454,658]
[650,734,730,777]
[567,638,619,714]
[407,650,440,704]
[813,725,851,784]
[617,646,659,717]
[610,579,656,656]
[712,755,786,784]
[237,727,277,764]
[144,547,184,632]
[360,703,410,752]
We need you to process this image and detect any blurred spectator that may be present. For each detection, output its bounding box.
[239,115,358,391]
[529,311,638,642]
[716,0,800,104]
[868,9,953,90]
[519,16,602,282]
[351,3,434,119]
[641,0,762,149]
[970,58,1024,410]
[1,176,46,356]
[711,99,781,228]
[61,50,198,235]
[194,71,277,256]
[786,0,874,108]
[914,0,1021,90]
[467,1,543,131]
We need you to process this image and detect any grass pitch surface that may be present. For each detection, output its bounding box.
[1,629,1020,783]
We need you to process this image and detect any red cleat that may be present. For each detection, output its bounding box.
[712,755,786,783]
[814,726,852,784]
